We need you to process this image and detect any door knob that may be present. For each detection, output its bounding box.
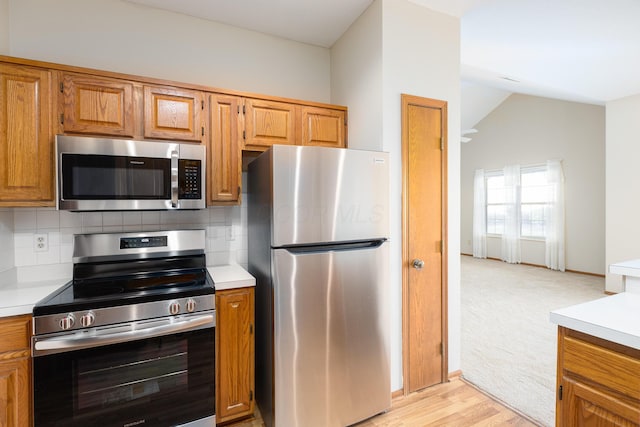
[412,259,425,270]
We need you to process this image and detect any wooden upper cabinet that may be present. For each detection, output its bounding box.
[209,94,241,204]
[244,98,296,151]
[0,63,54,205]
[62,73,134,137]
[301,106,346,148]
[144,85,204,142]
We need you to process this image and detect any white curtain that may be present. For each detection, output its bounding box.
[472,169,487,258]
[501,164,521,264]
[545,160,565,271]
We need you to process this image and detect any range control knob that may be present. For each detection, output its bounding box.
[59,314,75,330]
[186,299,196,313]
[80,311,95,328]
[169,301,181,315]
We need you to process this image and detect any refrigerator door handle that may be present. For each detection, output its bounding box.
[282,239,386,254]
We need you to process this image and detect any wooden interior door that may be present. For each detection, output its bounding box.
[402,94,448,394]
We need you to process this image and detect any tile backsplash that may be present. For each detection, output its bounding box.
[0,209,15,274]
[5,203,247,282]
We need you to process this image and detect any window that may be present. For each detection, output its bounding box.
[485,166,550,239]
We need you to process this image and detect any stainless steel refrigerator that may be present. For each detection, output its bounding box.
[248,145,390,427]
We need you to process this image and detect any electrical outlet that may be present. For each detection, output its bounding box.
[34,233,48,252]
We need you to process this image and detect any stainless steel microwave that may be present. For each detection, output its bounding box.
[56,135,206,211]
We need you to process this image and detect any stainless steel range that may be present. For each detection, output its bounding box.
[32,230,216,427]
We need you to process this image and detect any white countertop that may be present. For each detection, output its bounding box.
[0,279,69,318]
[208,265,255,290]
[609,259,640,277]
[0,265,254,319]
[550,292,640,350]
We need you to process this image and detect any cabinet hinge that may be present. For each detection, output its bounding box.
[202,126,205,136]
[59,82,64,93]
[250,390,253,401]
[250,324,253,334]
[440,137,444,151]
[60,113,64,125]
[440,342,444,355]
[558,385,563,401]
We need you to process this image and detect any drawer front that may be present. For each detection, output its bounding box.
[0,315,31,355]
[563,336,640,400]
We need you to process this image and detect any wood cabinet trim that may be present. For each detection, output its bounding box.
[0,55,346,111]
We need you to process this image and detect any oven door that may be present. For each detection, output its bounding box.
[33,315,215,427]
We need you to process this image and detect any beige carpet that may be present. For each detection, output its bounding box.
[460,256,606,427]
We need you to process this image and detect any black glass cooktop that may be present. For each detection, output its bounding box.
[33,255,215,316]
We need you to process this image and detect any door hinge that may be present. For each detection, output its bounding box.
[249,390,253,401]
[60,113,64,125]
[558,385,563,401]
[59,82,64,93]
[202,126,205,136]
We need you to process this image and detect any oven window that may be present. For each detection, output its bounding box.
[75,338,188,411]
[33,327,215,427]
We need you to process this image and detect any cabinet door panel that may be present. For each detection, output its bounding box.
[209,94,241,204]
[0,64,53,203]
[244,99,296,150]
[62,73,134,137]
[301,106,346,148]
[216,287,254,423]
[0,357,31,427]
[563,379,640,427]
[144,85,203,142]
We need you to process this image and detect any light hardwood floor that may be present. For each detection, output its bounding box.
[225,378,539,426]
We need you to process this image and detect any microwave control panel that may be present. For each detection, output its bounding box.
[178,159,202,199]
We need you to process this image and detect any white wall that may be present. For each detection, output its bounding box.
[461,94,605,275]
[330,1,382,151]
[0,0,8,54]
[605,95,640,292]
[7,0,330,103]
[382,0,461,382]
[332,0,461,390]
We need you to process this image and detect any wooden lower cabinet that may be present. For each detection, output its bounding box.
[556,327,640,426]
[0,315,32,427]
[216,287,255,424]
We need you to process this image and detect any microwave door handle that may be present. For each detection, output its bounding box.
[171,150,179,208]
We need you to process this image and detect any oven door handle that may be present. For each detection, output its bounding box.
[33,314,215,356]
